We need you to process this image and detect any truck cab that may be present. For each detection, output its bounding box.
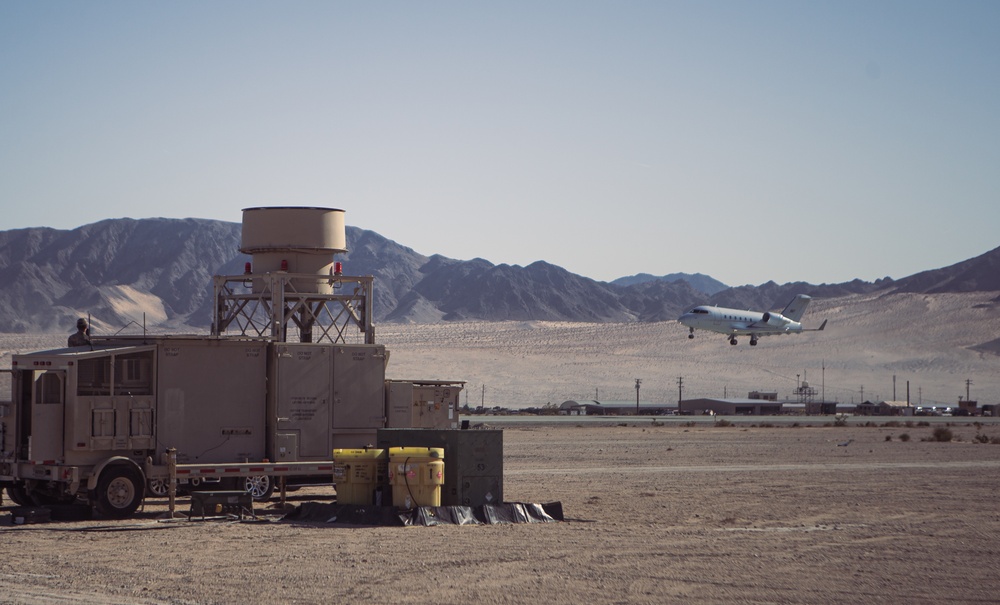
[2,343,156,516]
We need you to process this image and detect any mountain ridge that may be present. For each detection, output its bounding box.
[0,218,997,333]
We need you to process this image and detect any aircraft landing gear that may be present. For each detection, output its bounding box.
[729,337,738,346]
[688,327,695,339]
[750,336,758,346]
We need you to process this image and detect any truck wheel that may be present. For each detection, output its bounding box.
[95,465,144,519]
[146,478,170,498]
[244,475,274,501]
[6,484,33,506]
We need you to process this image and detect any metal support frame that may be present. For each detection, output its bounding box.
[212,272,375,344]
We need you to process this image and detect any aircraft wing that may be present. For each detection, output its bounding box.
[729,323,779,336]
[806,319,828,332]
[745,319,827,334]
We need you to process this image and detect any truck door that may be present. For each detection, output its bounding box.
[29,370,66,461]
[115,351,155,450]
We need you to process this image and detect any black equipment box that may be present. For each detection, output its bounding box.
[9,507,52,525]
[189,491,254,519]
[376,428,503,507]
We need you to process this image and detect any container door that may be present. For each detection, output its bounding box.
[275,345,331,459]
[29,370,65,461]
[332,346,386,429]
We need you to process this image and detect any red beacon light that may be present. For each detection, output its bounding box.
[280,259,288,272]
[334,261,343,276]
[244,262,252,274]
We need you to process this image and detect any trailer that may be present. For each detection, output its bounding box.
[0,207,464,518]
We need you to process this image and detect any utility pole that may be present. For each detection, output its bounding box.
[965,378,973,402]
[635,379,642,415]
[893,375,896,401]
[481,384,485,411]
[677,376,684,404]
[860,385,864,402]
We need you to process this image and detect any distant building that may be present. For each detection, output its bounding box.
[680,398,783,415]
[680,398,844,415]
[854,400,913,416]
[957,400,979,416]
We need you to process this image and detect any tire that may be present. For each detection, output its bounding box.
[94,465,144,519]
[243,475,274,501]
[146,478,170,498]
[6,484,33,507]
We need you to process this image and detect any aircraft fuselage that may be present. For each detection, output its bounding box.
[677,294,825,345]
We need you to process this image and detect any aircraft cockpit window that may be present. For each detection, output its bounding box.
[692,309,709,314]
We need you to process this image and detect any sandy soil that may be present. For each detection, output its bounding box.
[3,421,1000,604]
[377,292,1000,407]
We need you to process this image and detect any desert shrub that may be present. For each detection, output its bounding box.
[715,418,732,427]
[992,436,1000,445]
[883,421,900,428]
[833,414,849,427]
[791,422,801,428]
[932,427,953,442]
[899,433,911,442]
[885,435,892,441]
[917,421,930,427]
[905,421,914,428]
[973,433,990,444]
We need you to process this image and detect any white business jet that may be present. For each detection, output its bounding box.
[677,294,827,346]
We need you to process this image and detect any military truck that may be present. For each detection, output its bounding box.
[0,207,463,518]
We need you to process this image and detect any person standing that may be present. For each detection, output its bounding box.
[68,317,91,347]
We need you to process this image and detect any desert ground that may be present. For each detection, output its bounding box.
[2,293,999,603]
[376,292,1000,408]
[3,420,1000,604]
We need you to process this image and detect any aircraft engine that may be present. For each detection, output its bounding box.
[761,312,791,327]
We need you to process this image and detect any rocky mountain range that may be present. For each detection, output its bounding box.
[0,218,998,333]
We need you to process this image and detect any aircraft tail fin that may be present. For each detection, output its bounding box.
[781,294,812,322]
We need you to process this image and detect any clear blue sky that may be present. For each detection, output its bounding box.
[2,1,998,286]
